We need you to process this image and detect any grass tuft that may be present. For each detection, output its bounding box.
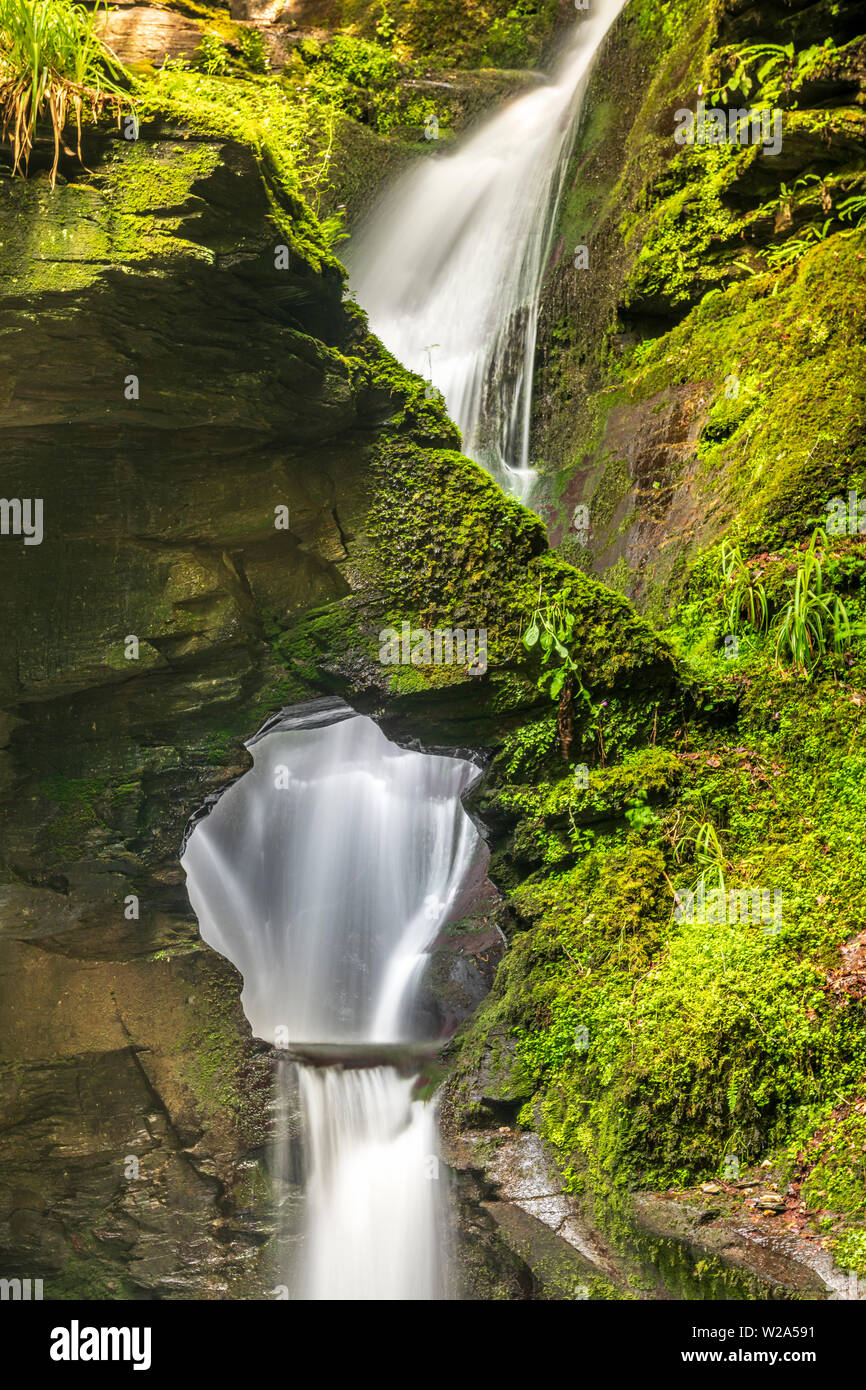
[0,0,128,185]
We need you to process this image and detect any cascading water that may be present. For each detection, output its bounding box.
[182,14,627,1297]
[182,700,484,1299]
[346,1,627,503]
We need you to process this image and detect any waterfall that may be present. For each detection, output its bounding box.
[182,700,483,1299]
[346,1,627,503]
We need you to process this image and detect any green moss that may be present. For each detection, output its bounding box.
[800,1108,866,1216]
[623,140,751,309]
[447,584,866,1258]
[49,1250,138,1302]
[832,1229,866,1279]
[621,234,866,548]
[272,601,363,695]
[341,0,559,69]
[178,960,250,1125]
[533,0,866,624]
[36,774,111,855]
[132,67,339,269]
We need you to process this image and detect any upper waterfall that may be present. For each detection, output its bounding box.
[346,1,627,502]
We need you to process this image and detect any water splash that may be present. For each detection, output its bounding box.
[346,2,627,504]
[297,1066,449,1300]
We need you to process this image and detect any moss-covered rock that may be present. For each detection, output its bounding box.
[532,0,866,617]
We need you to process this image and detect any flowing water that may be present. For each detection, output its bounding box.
[346,0,627,503]
[182,12,628,1298]
[182,701,482,1299]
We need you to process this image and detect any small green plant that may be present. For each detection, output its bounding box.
[302,33,401,134]
[522,587,595,760]
[239,28,268,75]
[318,207,349,250]
[667,804,727,893]
[774,173,821,222]
[709,39,836,107]
[195,32,231,77]
[719,539,769,634]
[838,181,866,235]
[773,528,853,676]
[762,219,832,273]
[708,42,795,105]
[522,589,583,702]
[625,790,660,834]
[375,2,396,48]
[0,0,128,185]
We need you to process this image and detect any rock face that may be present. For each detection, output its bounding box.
[0,115,466,1295]
[0,91,674,1293]
[444,1124,845,1301]
[93,4,204,64]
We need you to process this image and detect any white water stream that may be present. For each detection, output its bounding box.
[182,702,481,1299]
[346,0,627,502]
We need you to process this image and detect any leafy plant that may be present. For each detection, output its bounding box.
[762,219,833,272]
[522,589,582,703]
[773,528,853,676]
[625,790,660,834]
[719,539,769,634]
[522,588,595,760]
[0,0,128,185]
[239,29,269,75]
[708,42,795,105]
[670,809,727,892]
[375,2,396,48]
[195,32,231,77]
[838,181,866,235]
[708,39,836,108]
[300,33,401,134]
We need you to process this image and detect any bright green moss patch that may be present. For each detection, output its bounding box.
[832,1229,866,1278]
[132,67,340,268]
[800,1106,866,1217]
[618,231,866,557]
[447,581,866,1259]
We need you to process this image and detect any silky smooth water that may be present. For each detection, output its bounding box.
[346,1,627,502]
[182,702,481,1299]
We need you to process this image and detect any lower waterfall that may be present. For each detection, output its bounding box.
[182,700,484,1299]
